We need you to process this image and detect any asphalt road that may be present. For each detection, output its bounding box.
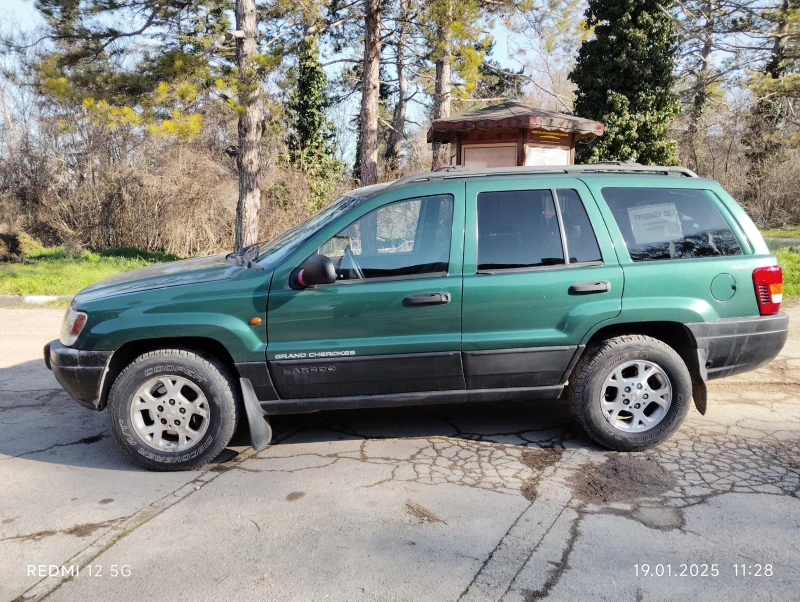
[1,306,798,602]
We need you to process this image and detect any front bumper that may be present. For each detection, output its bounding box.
[687,313,789,380]
[44,340,112,410]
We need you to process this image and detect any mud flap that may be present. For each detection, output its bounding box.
[692,380,707,416]
[240,378,273,451]
[692,348,708,416]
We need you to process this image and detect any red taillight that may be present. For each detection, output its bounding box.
[753,266,783,315]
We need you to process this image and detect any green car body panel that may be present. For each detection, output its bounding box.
[461,177,624,350]
[70,255,272,363]
[44,168,789,421]
[266,180,465,360]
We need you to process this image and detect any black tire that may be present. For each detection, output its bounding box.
[568,335,691,451]
[108,349,239,471]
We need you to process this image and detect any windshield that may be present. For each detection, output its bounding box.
[256,195,366,268]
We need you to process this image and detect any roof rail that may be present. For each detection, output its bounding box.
[390,163,699,187]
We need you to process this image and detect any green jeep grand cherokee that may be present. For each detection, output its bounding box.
[44,164,789,471]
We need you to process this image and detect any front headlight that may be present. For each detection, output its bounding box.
[60,306,88,347]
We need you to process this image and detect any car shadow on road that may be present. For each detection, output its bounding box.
[239,399,584,449]
[1,357,587,470]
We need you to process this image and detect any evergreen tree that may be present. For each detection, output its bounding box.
[569,0,680,164]
[287,36,334,160]
[422,0,494,169]
[31,0,284,248]
[384,0,411,173]
[285,35,344,208]
[34,0,233,109]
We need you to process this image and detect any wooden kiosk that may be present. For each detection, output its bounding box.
[427,101,604,168]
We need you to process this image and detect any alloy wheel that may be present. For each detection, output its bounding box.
[599,360,672,433]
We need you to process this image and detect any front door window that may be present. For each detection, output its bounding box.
[318,194,454,281]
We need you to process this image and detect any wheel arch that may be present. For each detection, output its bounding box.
[569,320,707,415]
[574,320,701,380]
[98,337,239,411]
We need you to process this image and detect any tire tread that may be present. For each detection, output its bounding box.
[568,335,691,452]
[108,348,238,471]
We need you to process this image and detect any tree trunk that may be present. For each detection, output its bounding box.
[765,0,790,78]
[234,0,262,250]
[431,0,452,171]
[385,0,409,173]
[359,0,381,185]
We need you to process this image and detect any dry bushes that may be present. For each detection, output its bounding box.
[706,150,800,228]
[676,109,800,228]
[0,114,352,256]
[35,146,237,256]
[258,164,348,244]
[741,151,800,227]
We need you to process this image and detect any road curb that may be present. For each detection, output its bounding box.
[0,294,72,306]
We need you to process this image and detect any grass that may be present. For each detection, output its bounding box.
[775,246,800,299]
[16,300,72,309]
[0,246,179,297]
[763,225,800,298]
[761,226,800,240]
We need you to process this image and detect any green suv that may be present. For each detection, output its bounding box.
[44,164,789,471]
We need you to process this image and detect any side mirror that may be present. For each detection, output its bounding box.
[290,254,337,289]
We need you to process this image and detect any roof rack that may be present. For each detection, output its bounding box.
[390,163,699,187]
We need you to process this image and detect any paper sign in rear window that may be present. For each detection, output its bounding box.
[627,203,682,245]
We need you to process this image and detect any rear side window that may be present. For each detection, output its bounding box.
[477,189,565,270]
[601,188,742,261]
[555,189,602,263]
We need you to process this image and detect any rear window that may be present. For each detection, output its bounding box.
[601,188,742,261]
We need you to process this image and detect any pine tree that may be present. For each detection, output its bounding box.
[384,0,411,173]
[569,0,680,164]
[34,0,233,109]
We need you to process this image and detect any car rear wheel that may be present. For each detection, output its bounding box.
[568,335,691,451]
[109,349,239,471]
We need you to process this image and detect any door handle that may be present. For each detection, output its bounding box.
[568,280,611,295]
[403,292,452,306]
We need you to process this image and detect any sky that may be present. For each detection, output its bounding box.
[6,0,40,26]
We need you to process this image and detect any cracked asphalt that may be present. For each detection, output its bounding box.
[1,306,799,602]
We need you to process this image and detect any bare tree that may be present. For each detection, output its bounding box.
[671,0,762,171]
[234,0,263,250]
[676,0,719,171]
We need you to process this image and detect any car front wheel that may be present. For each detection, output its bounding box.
[568,335,692,451]
[108,349,239,471]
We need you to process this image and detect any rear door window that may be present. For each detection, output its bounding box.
[477,189,565,271]
[476,188,603,271]
[601,188,742,261]
[555,189,602,263]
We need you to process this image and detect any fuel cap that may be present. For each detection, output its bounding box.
[711,273,737,302]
